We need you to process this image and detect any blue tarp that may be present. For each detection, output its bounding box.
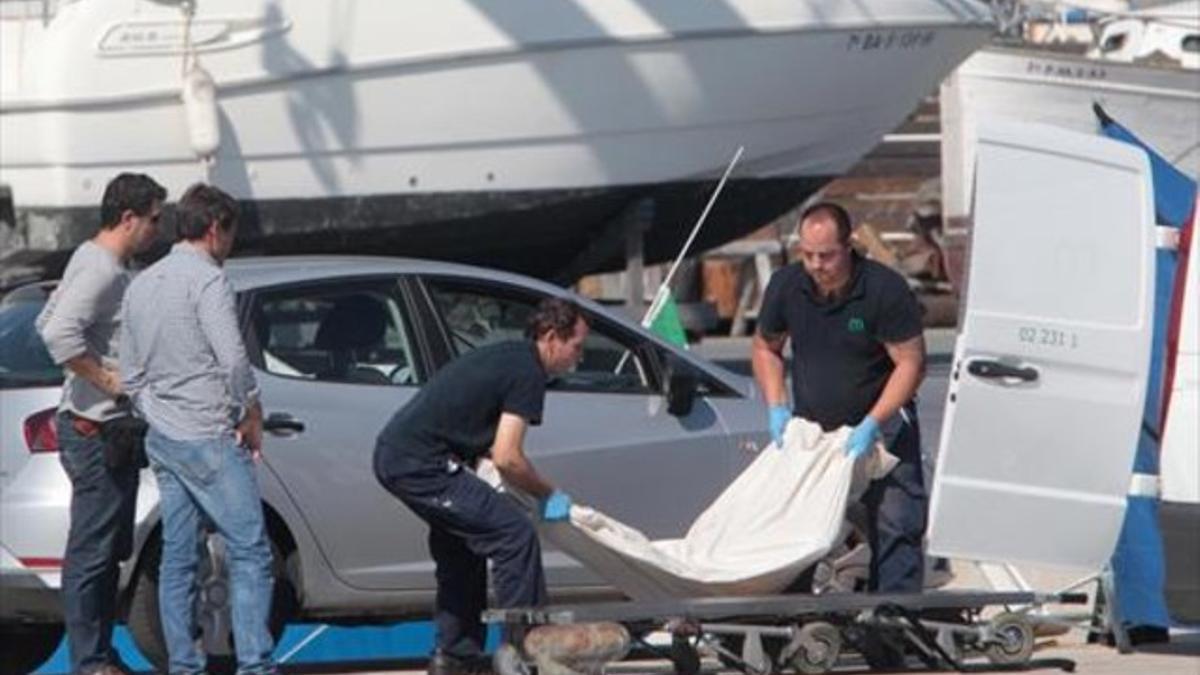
[1097,104,1199,630]
[34,621,479,673]
[1095,104,1197,229]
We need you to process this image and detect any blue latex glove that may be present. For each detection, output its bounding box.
[769,405,791,448]
[846,416,880,459]
[540,490,572,522]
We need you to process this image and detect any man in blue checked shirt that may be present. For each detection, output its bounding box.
[120,183,276,675]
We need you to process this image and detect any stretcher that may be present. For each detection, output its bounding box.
[484,589,1088,675]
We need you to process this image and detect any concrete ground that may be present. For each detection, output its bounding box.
[294,635,1200,674]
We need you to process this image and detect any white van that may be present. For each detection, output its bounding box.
[927,119,1198,624]
[1160,208,1199,623]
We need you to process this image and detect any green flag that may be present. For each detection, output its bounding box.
[648,292,688,348]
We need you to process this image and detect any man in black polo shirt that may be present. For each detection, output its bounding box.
[752,202,927,595]
[373,298,588,675]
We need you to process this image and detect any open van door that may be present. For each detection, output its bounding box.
[928,120,1156,571]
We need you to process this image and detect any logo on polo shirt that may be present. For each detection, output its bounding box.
[847,317,866,333]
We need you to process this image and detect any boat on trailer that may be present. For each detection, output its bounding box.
[940,0,1200,233]
[0,0,993,281]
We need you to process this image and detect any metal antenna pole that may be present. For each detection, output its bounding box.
[611,145,744,376]
[641,145,744,328]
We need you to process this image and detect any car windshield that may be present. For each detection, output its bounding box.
[0,291,62,389]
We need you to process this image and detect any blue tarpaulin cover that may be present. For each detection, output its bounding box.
[1096,103,1198,630]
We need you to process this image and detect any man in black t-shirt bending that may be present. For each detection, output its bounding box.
[374,298,588,675]
[752,202,928,597]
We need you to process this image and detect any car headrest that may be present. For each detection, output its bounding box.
[314,294,388,351]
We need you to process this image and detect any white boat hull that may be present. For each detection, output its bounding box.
[0,0,992,276]
[941,45,1200,224]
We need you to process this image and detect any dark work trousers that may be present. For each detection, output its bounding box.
[860,403,928,593]
[56,412,139,675]
[379,462,546,659]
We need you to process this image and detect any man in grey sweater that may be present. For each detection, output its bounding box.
[36,172,165,675]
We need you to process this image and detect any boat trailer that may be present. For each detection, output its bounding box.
[484,589,1088,674]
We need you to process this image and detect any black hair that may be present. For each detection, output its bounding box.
[98,173,166,230]
[175,183,239,241]
[797,201,853,244]
[525,297,586,340]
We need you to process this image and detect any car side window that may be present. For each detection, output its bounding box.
[425,279,652,394]
[251,280,421,386]
[428,284,532,353]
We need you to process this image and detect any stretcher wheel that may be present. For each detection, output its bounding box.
[812,506,870,593]
[984,613,1034,666]
[788,622,841,674]
[669,636,701,675]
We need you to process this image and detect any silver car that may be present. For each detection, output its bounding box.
[1,256,771,672]
[0,281,65,675]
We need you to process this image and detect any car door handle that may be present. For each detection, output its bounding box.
[264,412,306,434]
[967,359,1039,382]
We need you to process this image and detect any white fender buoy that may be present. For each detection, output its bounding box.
[181,63,220,160]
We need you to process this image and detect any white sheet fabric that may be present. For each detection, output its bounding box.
[484,418,897,601]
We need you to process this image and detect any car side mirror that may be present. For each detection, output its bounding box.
[666,369,698,417]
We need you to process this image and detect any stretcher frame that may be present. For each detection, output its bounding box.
[484,589,1088,674]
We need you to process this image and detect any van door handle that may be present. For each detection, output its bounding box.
[264,412,306,435]
[967,360,1039,382]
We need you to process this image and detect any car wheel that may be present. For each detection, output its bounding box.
[0,622,64,675]
[128,531,296,673]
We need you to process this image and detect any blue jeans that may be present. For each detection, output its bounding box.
[57,412,139,675]
[145,427,276,675]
